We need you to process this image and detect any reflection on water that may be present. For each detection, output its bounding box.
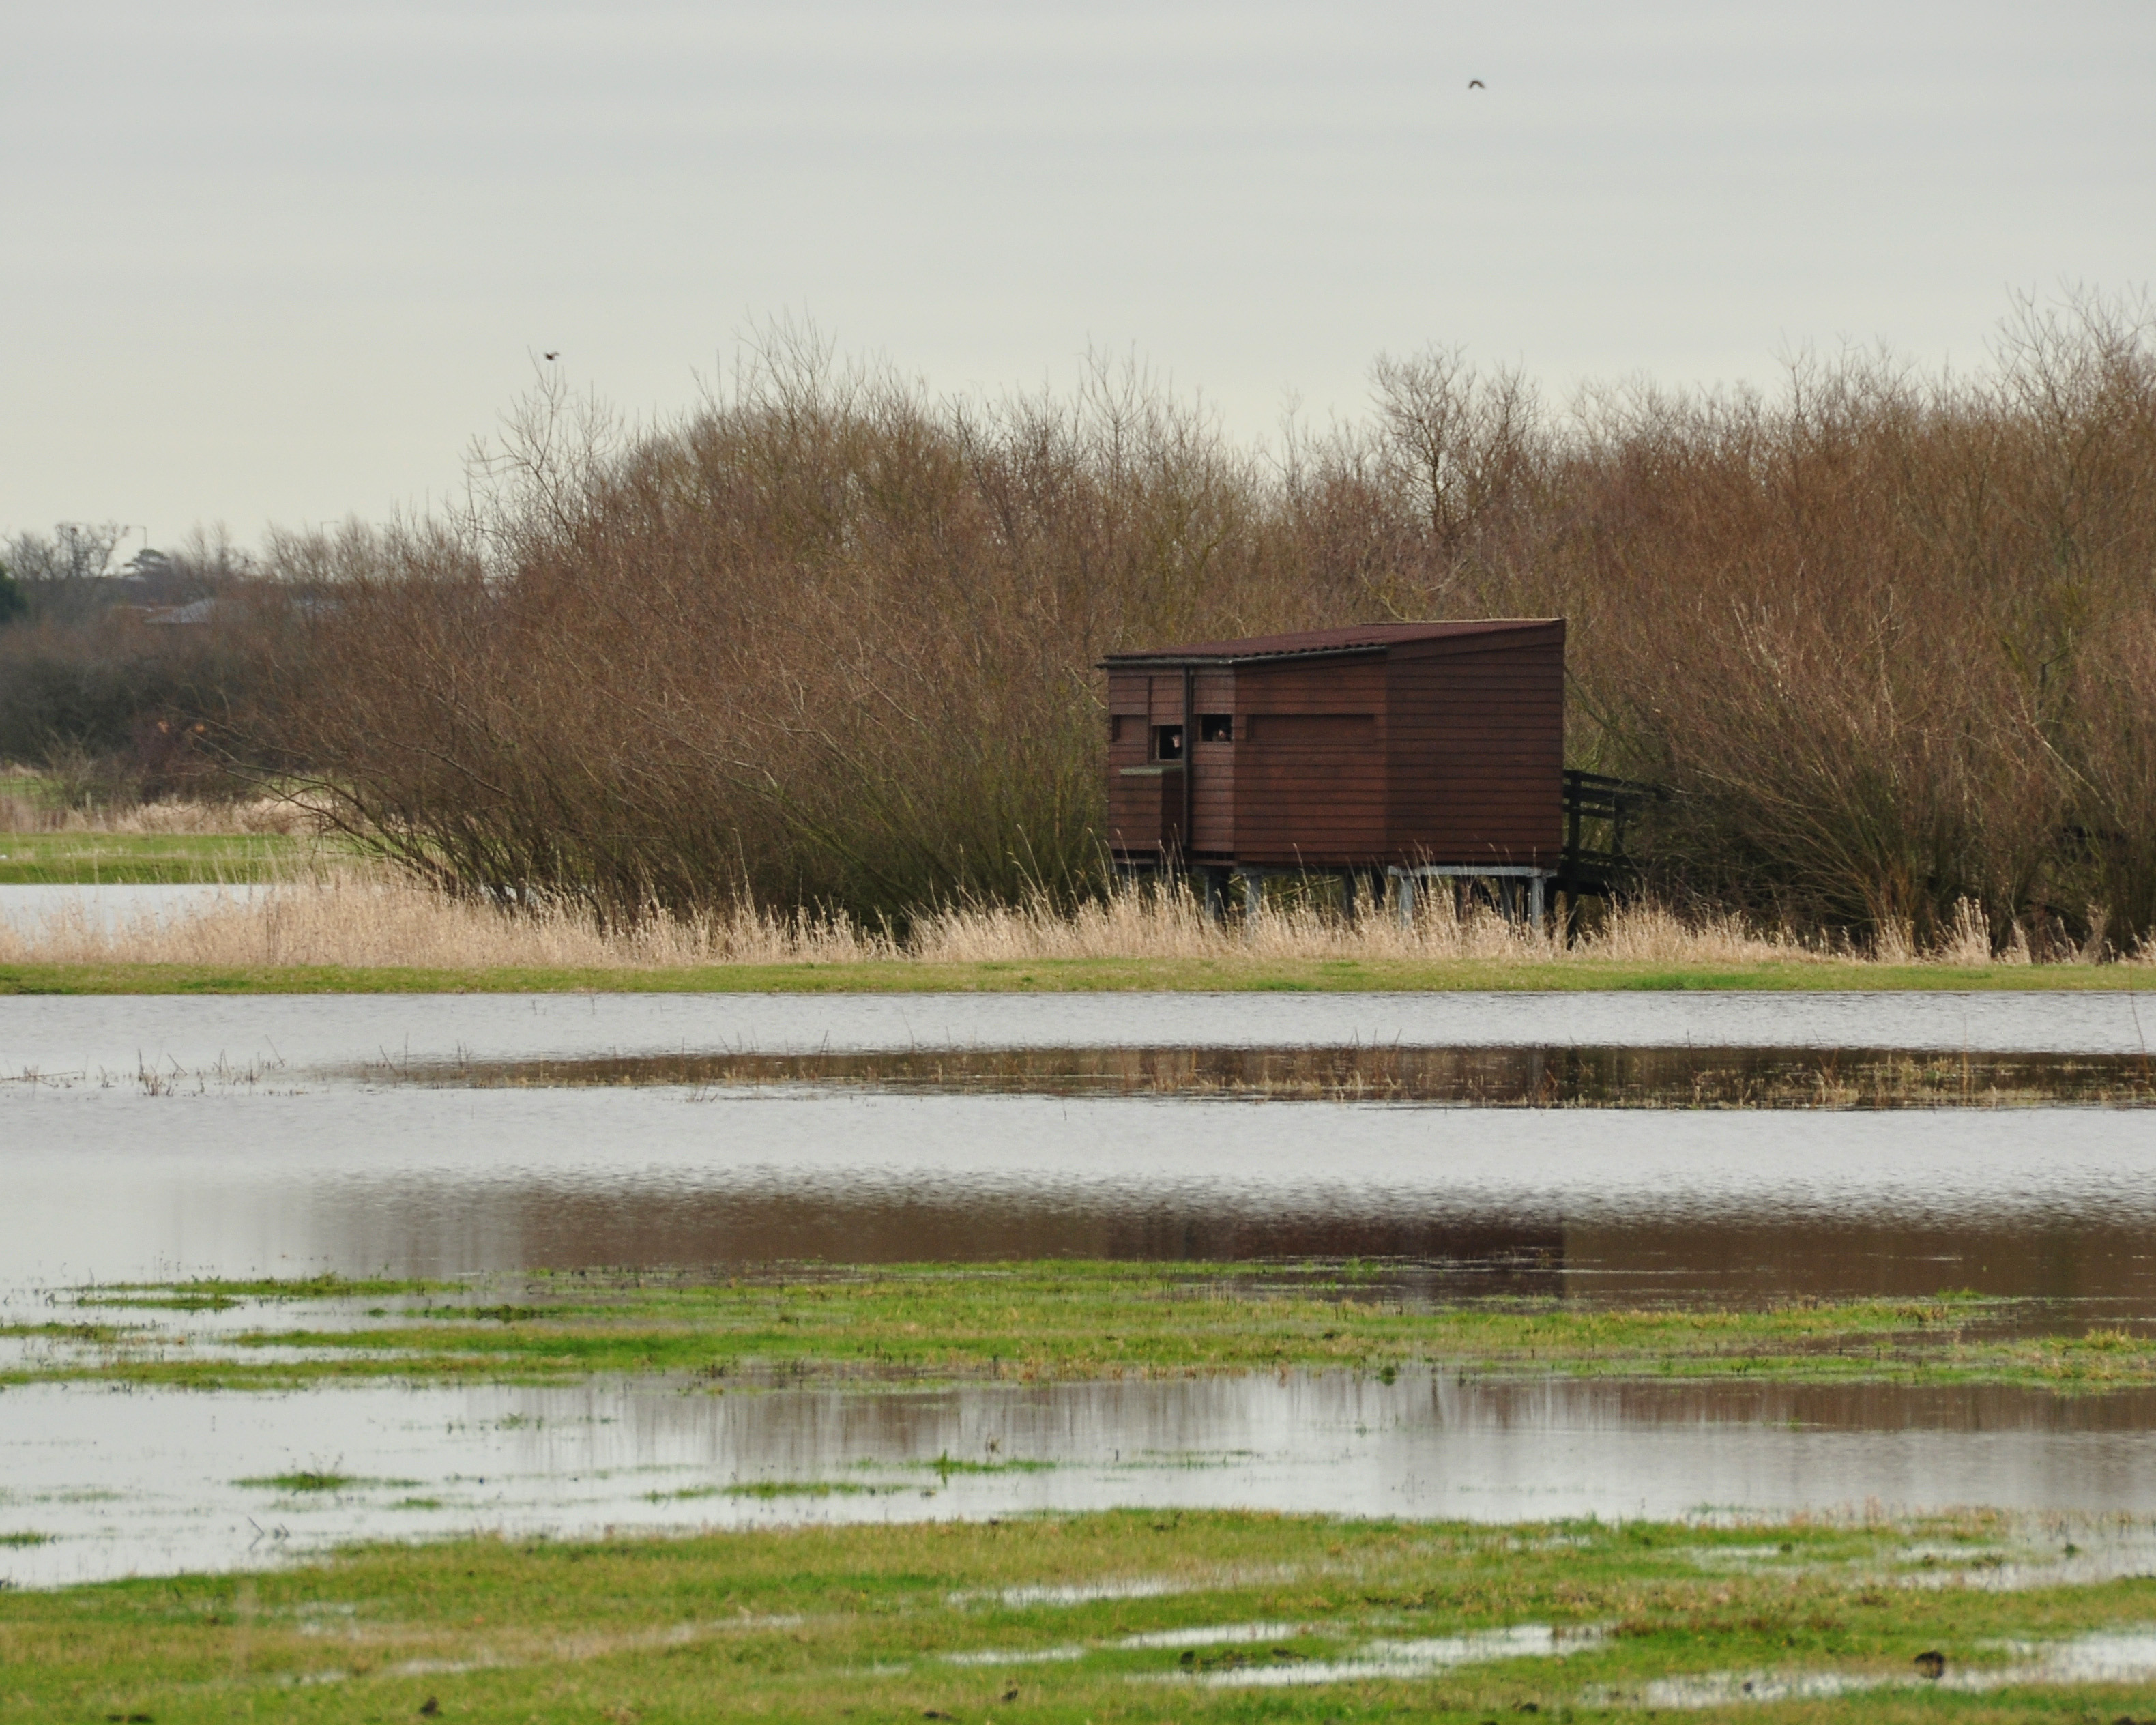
[8,989,2156,1084]
[5,991,2156,1569]
[373,1043,2156,1107]
[8,1369,2156,1589]
[5,1088,2156,1314]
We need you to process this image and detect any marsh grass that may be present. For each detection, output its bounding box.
[2,1510,2153,1721]
[16,1269,2153,1392]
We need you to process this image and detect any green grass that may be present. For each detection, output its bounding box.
[0,831,355,884]
[18,1266,2155,1392]
[1,955,2148,994]
[233,1473,416,1496]
[1,1511,2151,1720]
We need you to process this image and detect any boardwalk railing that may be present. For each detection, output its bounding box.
[1557,769,1660,899]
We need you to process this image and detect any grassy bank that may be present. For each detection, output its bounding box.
[16,1269,2153,1392]
[3,1510,2152,1720]
[0,831,331,884]
[1,955,2149,994]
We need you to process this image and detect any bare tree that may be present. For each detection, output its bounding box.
[1369,346,1542,558]
[1,521,128,623]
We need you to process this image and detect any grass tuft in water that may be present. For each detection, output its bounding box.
[12,1264,2153,1393]
[235,1473,418,1495]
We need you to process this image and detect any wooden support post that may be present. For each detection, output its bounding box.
[1238,867,1265,940]
[1395,869,1416,929]
[1530,873,1546,938]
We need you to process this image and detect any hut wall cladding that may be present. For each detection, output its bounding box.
[1101,620,1564,867]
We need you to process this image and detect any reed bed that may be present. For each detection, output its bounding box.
[0,875,2080,971]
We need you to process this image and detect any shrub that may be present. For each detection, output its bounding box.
[266,295,2156,948]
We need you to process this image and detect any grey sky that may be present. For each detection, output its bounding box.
[4,1,2152,548]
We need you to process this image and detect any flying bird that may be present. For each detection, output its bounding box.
[543,350,560,360]
[1468,78,1485,89]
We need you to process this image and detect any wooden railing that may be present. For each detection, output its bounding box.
[1558,769,1660,897]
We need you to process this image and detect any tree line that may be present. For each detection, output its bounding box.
[10,293,2155,953]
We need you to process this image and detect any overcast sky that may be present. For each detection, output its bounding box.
[4,1,2153,551]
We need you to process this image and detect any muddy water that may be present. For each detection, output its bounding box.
[8,1370,2156,1589]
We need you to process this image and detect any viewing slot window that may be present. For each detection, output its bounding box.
[1199,714,1234,743]
[1152,724,1185,762]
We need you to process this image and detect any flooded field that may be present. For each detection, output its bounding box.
[10,1370,2156,1590]
[6,991,2156,1585]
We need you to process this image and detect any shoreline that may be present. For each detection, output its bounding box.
[1,956,2148,994]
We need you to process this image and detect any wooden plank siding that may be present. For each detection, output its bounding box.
[1232,656,1386,864]
[1386,628,1564,865]
[1189,669,1236,857]
[1104,669,1173,854]
[1100,619,1564,867]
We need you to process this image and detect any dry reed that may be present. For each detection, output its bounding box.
[0,791,321,836]
[0,878,1927,971]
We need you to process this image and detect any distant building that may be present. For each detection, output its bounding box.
[1101,619,1584,925]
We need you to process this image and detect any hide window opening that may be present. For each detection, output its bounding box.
[1152,725,1185,762]
[1199,714,1234,744]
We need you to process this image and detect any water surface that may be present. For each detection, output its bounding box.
[7,989,2155,1083]
[5,1086,2154,1311]
[8,1370,2155,1589]
[9,989,2156,1578]
[0,882,264,936]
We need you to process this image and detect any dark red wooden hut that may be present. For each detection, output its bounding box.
[1101,620,1567,906]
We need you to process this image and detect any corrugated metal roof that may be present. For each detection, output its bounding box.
[1099,619,1556,667]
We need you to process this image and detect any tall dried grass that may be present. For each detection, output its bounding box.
[0,878,1899,970]
[255,293,2156,951]
[0,789,320,836]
